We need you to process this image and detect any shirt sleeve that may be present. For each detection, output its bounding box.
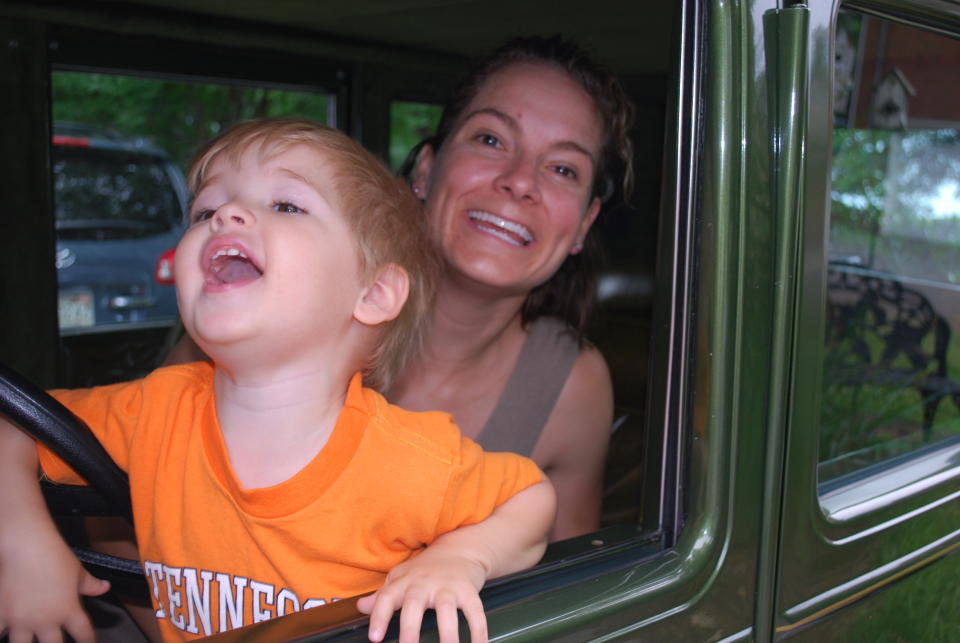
[433,436,544,536]
[37,378,146,484]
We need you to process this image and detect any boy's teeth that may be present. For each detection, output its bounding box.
[209,245,262,282]
[212,247,247,260]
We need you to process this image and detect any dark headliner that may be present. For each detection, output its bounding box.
[94,0,676,76]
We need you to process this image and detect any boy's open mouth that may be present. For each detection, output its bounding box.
[209,247,263,284]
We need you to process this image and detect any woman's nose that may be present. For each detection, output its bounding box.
[212,202,256,228]
[495,158,540,202]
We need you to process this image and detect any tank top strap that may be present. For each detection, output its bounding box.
[476,317,581,457]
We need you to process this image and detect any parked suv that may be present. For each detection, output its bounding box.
[53,123,188,334]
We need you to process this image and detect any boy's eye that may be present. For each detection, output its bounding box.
[273,201,304,214]
[190,208,214,224]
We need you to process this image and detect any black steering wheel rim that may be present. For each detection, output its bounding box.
[0,361,132,518]
[0,362,145,590]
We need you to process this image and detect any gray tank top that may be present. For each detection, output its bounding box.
[475,317,581,456]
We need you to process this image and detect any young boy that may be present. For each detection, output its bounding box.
[0,119,555,643]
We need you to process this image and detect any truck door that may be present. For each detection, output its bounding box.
[774,1,960,639]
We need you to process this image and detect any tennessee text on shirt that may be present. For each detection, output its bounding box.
[143,560,338,636]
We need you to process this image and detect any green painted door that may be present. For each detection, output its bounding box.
[775,1,960,640]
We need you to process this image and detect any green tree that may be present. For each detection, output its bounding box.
[52,72,331,172]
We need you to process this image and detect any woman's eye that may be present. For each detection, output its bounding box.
[552,165,579,180]
[190,208,214,224]
[273,201,304,214]
[475,133,502,148]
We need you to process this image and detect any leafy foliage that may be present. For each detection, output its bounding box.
[388,101,442,171]
[830,128,960,281]
[52,72,331,173]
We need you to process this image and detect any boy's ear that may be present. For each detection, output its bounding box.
[353,263,410,326]
[410,144,435,201]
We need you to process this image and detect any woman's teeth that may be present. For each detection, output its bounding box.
[467,210,534,246]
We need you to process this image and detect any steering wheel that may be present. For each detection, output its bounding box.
[0,362,146,595]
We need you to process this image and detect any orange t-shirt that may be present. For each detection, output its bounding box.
[39,363,542,641]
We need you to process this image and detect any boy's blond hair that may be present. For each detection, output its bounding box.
[187,118,438,392]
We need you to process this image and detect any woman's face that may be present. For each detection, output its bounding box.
[413,62,603,297]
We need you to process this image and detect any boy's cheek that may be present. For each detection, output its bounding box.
[173,233,201,288]
[172,241,204,327]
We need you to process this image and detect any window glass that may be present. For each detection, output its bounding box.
[54,148,182,239]
[389,100,442,171]
[820,11,960,482]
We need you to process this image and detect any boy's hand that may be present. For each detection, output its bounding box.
[357,479,555,643]
[0,530,110,643]
[1,418,109,643]
[357,548,488,643]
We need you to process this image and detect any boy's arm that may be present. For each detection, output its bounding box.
[358,478,556,643]
[0,417,109,643]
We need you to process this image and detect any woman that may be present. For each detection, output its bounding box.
[391,36,634,540]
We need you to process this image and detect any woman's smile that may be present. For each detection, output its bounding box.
[466,210,534,247]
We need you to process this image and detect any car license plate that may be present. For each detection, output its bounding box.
[58,290,95,329]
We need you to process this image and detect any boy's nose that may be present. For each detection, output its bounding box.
[213,202,256,228]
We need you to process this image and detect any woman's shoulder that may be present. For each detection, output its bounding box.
[533,337,614,462]
[526,315,578,346]
[557,342,613,425]
[522,316,610,400]
[568,342,613,390]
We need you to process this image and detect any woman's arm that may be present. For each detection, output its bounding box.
[0,418,109,643]
[536,346,614,541]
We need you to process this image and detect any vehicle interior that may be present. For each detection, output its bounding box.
[2,0,959,641]
[1,0,675,519]
[0,0,677,636]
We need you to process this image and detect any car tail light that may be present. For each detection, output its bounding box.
[52,135,91,147]
[156,248,176,285]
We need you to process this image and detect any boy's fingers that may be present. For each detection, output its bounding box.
[459,593,488,643]
[7,627,46,643]
[30,624,64,643]
[365,592,399,642]
[397,595,427,643]
[355,591,376,615]
[433,596,461,643]
[78,572,110,597]
[63,610,97,643]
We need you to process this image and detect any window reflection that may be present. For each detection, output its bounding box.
[820,11,960,481]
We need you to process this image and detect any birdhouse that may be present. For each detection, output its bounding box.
[870,67,916,129]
